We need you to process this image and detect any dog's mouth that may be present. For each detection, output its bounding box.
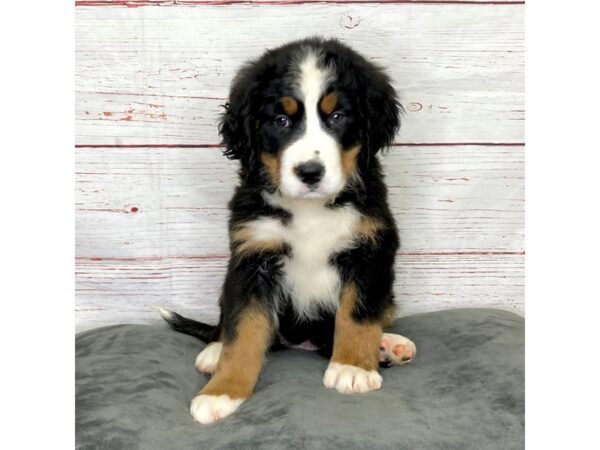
[302,183,327,197]
[281,175,346,200]
[285,186,337,200]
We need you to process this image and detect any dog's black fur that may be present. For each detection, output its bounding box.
[162,37,402,360]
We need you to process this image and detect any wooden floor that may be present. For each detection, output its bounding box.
[75,0,524,331]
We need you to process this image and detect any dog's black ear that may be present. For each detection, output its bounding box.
[218,77,259,172]
[361,69,402,163]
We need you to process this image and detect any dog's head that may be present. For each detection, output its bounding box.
[219,37,401,199]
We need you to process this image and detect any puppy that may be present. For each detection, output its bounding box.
[159,37,416,425]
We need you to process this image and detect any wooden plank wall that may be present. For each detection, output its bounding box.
[75,0,525,332]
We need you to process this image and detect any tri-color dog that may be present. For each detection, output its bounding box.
[159,37,416,425]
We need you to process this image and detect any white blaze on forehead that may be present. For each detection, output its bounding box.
[298,53,332,111]
[279,52,345,199]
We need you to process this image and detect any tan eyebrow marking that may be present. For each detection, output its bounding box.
[280,96,298,116]
[319,91,338,115]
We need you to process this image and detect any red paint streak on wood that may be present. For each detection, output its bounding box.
[399,251,524,256]
[75,144,224,148]
[74,142,524,149]
[75,1,526,7]
[79,208,129,213]
[78,255,230,262]
[392,143,524,147]
[79,265,217,272]
[128,276,170,279]
[78,207,140,213]
[76,251,525,263]
[97,106,169,123]
[90,91,228,101]
[76,0,146,6]
[164,206,229,211]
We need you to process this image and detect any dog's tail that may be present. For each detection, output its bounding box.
[154,306,218,343]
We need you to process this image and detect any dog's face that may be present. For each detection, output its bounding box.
[220,38,401,199]
[258,54,363,199]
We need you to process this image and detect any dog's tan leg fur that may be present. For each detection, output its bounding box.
[203,307,272,398]
[190,305,273,424]
[323,283,384,393]
[331,283,382,370]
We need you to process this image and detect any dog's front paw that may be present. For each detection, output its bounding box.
[379,333,417,368]
[323,362,382,394]
[195,342,223,374]
[190,394,244,425]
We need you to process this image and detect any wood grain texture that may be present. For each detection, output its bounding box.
[76,1,525,7]
[75,144,524,331]
[75,252,523,332]
[75,3,524,145]
[75,2,524,330]
[76,145,524,256]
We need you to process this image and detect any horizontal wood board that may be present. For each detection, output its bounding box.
[76,3,524,145]
[76,252,524,331]
[76,145,524,256]
[77,2,525,7]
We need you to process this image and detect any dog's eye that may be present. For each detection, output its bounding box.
[328,112,345,126]
[275,115,291,128]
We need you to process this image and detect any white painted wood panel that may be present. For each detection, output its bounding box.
[75,3,524,145]
[75,253,523,332]
[74,2,525,330]
[77,1,520,5]
[75,145,524,256]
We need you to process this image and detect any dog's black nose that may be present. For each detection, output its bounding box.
[294,161,325,186]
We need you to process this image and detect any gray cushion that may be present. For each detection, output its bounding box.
[76,308,524,449]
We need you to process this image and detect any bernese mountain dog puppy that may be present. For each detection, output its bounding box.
[158,37,416,425]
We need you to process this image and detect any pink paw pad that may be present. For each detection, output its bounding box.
[379,333,417,368]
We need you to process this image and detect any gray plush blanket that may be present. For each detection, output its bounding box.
[76,308,524,449]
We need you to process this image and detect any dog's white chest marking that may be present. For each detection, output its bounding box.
[255,195,361,318]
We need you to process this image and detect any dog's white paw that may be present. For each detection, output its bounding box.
[190,394,244,425]
[195,342,223,374]
[379,333,417,367]
[323,362,382,394]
